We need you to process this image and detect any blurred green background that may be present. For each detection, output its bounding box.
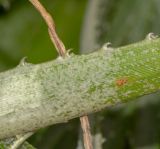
[0,0,160,149]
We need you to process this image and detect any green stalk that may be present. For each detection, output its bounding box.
[0,37,160,139]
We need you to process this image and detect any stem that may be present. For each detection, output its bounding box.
[29,0,66,57]
[9,132,34,149]
[0,37,160,139]
[80,116,93,149]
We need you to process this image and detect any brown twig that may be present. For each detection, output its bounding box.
[29,0,93,148]
[80,116,93,149]
[29,0,66,57]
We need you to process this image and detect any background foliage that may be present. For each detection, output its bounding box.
[0,0,160,149]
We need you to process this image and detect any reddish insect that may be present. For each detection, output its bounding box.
[116,78,128,86]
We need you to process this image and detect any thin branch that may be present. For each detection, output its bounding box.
[29,0,66,57]
[80,116,93,149]
[9,132,34,149]
[28,1,93,149]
